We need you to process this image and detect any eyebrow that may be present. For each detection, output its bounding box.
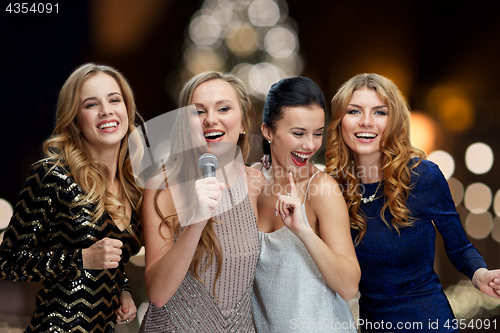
[194,99,235,108]
[82,92,122,106]
[348,103,387,109]
[290,127,325,131]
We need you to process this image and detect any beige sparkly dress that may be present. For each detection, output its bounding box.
[139,175,260,332]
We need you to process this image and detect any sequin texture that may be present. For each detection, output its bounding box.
[139,175,260,332]
[0,159,142,333]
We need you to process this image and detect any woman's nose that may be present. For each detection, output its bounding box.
[203,111,219,126]
[100,103,113,117]
[359,113,373,127]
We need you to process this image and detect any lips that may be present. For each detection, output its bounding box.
[204,129,226,142]
[291,151,311,166]
[355,132,377,141]
[97,120,119,132]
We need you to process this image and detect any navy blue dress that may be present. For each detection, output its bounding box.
[352,159,487,332]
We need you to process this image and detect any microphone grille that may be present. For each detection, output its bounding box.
[198,153,218,170]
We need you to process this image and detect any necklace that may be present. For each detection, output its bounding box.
[360,181,383,204]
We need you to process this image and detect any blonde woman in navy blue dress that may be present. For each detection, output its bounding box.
[325,73,500,332]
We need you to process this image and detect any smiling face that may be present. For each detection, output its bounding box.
[76,72,128,158]
[191,79,244,157]
[264,105,324,173]
[341,87,388,163]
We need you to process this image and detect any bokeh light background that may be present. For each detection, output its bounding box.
[2,0,500,331]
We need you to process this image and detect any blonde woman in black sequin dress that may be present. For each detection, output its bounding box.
[0,63,143,332]
[139,72,265,332]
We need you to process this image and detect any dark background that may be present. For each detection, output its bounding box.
[2,0,500,331]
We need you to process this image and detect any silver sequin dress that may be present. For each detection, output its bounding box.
[139,175,260,332]
[252,171,356,333]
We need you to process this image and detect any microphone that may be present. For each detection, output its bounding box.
[198,153,218,178]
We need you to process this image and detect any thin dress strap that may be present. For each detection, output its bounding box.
[302,170,321,205]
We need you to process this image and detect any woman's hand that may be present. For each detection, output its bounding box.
[82,238,122,269]
[473,267,500,298]
[260,154,271,170]
[116,291,137,324]
[275,172,309,235]
[189,177,226,226]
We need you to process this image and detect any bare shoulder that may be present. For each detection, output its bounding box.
[307,171,349,222]
[250,161,263,170]
[306,170,345,207]
[310,169,339,188]
[245,166,265,186]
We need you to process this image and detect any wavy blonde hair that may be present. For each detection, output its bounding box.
[325,73,426,245]
[42,63,143,241]
[154,71,252,293]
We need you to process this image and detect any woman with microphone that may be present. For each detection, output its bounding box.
[139,71,265,332]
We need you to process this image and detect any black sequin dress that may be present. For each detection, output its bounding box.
[0,159,142,333]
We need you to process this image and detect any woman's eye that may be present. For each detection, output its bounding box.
[346,109,360,114]
[375,110,387,116]
[110,99,121,103]
[194,110,205,115]
[293,132,304,137]
[85,103,98,109]
[218,106,229,112]
[314,132,323,137]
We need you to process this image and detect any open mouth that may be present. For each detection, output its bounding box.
[355,132,377,141]
[291,151,311,166]
[98,121,118,131]
[204,130,225,141]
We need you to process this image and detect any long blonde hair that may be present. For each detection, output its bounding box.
[155,71,252,292]
[42,63,143,240]
[325,73,426,245]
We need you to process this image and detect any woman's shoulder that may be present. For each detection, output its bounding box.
[304,169,342,202]
[245,165,266,189]
[30,157,71,179]
[408,157,440,175]
[408,157,447,187]
[309,168,339,187]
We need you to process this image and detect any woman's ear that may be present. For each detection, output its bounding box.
[261,123,272,142]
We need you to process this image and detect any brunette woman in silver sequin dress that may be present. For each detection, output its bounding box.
[139,72,265,332]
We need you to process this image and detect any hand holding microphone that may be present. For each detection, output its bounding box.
[191,153,226,225]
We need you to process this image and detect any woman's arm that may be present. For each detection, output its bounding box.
[276,172,361,300]
[0,162,83,283]
[143,177,224,307]
[421,161,500,297]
